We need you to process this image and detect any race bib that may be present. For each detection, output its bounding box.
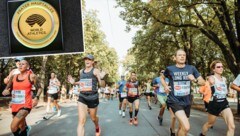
[12,90,25,104]
[173,81,190,96]
[128,88,138,97]
[214,84,227,99]
[79,79,92,92]
[121,92,127,98]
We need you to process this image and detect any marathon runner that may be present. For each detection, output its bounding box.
[153,69,169,125]
[46,73,61,117]
[161,49,205,135]
[117,75,127,118]
[126,72,140,126]
[2,59,42,136]
[68,54,102,136]
[200,60,235,136]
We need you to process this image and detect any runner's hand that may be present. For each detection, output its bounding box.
[188,74,196,82]
[164,86,171,94]
[32,98,38,107]
[2,88,11,96]
[68,75,75,84]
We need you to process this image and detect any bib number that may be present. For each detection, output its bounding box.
[79,79,92,92]
[12,90,25,104]
[128,88,138,97]
[173,81,190,96]
[121,92,127,98]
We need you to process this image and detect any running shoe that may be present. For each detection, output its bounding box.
[119,110,122,116]
[133,117,138,126]
[26,125,32,136]
[57,110,61,117]
[170,128,175,136]
[96,126,101,136]
[149,106,152,110]
[122,112,125,118]
[129,118,133,125]
[158,116,163,125]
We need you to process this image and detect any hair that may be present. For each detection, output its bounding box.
[131,71,136,75]
[210,60,222,71]
[175,49,186,56]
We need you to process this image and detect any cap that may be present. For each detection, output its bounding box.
[83,54,94,60]
[15,57,24,62]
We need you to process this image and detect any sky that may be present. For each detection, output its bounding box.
[85,0,137,62]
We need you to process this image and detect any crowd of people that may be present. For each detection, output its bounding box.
[1,49,240,136]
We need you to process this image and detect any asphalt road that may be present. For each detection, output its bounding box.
[0,97,240,136]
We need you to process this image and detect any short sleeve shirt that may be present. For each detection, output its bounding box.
[164,65,200,105]
[118,80,127,93]
[233,74,240,86]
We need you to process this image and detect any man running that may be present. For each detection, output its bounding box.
[161,49,205,135]
[2,60,42,136]
[145,79,152,110]
[46,73,61,117]
[126,72,140,126]
[117,75,127,117]
[68,54,102,136]
[153,69,169,126]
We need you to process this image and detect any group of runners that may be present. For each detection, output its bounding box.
[1,49,240,136]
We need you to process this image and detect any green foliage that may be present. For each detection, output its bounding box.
[117,0,240,82]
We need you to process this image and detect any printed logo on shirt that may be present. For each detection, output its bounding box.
[12,90,25,104]
[80,79,92,91]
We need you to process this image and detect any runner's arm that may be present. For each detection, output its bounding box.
[2,75,14,96]
[160,75,170,93]
[94,68,103,87]
[31,74,42,100]
[230,83,240,92]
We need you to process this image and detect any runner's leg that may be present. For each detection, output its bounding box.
[77,102,88,136]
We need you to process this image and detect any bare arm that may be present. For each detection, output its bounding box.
[31,74,42,99]
[2,75,14,96]
[94,69,102,87]
[160,75,170,93]
[196,76,205,86]
[230,83,240,92]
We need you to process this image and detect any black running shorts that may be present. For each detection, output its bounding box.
[127,96,139,103]
[78,93,99,108]
[12,107,31,116]
[167,103,191,118]
[207,99,229,116]
[48,93,58,100]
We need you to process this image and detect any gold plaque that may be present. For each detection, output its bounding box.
[12,0,60,49]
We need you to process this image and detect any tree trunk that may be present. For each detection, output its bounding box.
[39,56,48,102]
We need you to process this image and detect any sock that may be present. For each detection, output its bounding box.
[12,128,20,136]
[96,126,100,133]
[129,111,133,118]
[19,127,27,136]
[134,109,139,117]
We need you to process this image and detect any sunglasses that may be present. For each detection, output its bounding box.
[216,66,224,69]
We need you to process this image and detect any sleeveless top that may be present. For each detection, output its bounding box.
[12,73,33,112]
[146,83,151,93]
[126,80,139,97]
[79,68,98,93]
[212,76,228,102]
[48,78,59,94]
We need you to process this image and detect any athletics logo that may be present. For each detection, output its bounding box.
[11,0,60,49]
[26,14,46,27]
